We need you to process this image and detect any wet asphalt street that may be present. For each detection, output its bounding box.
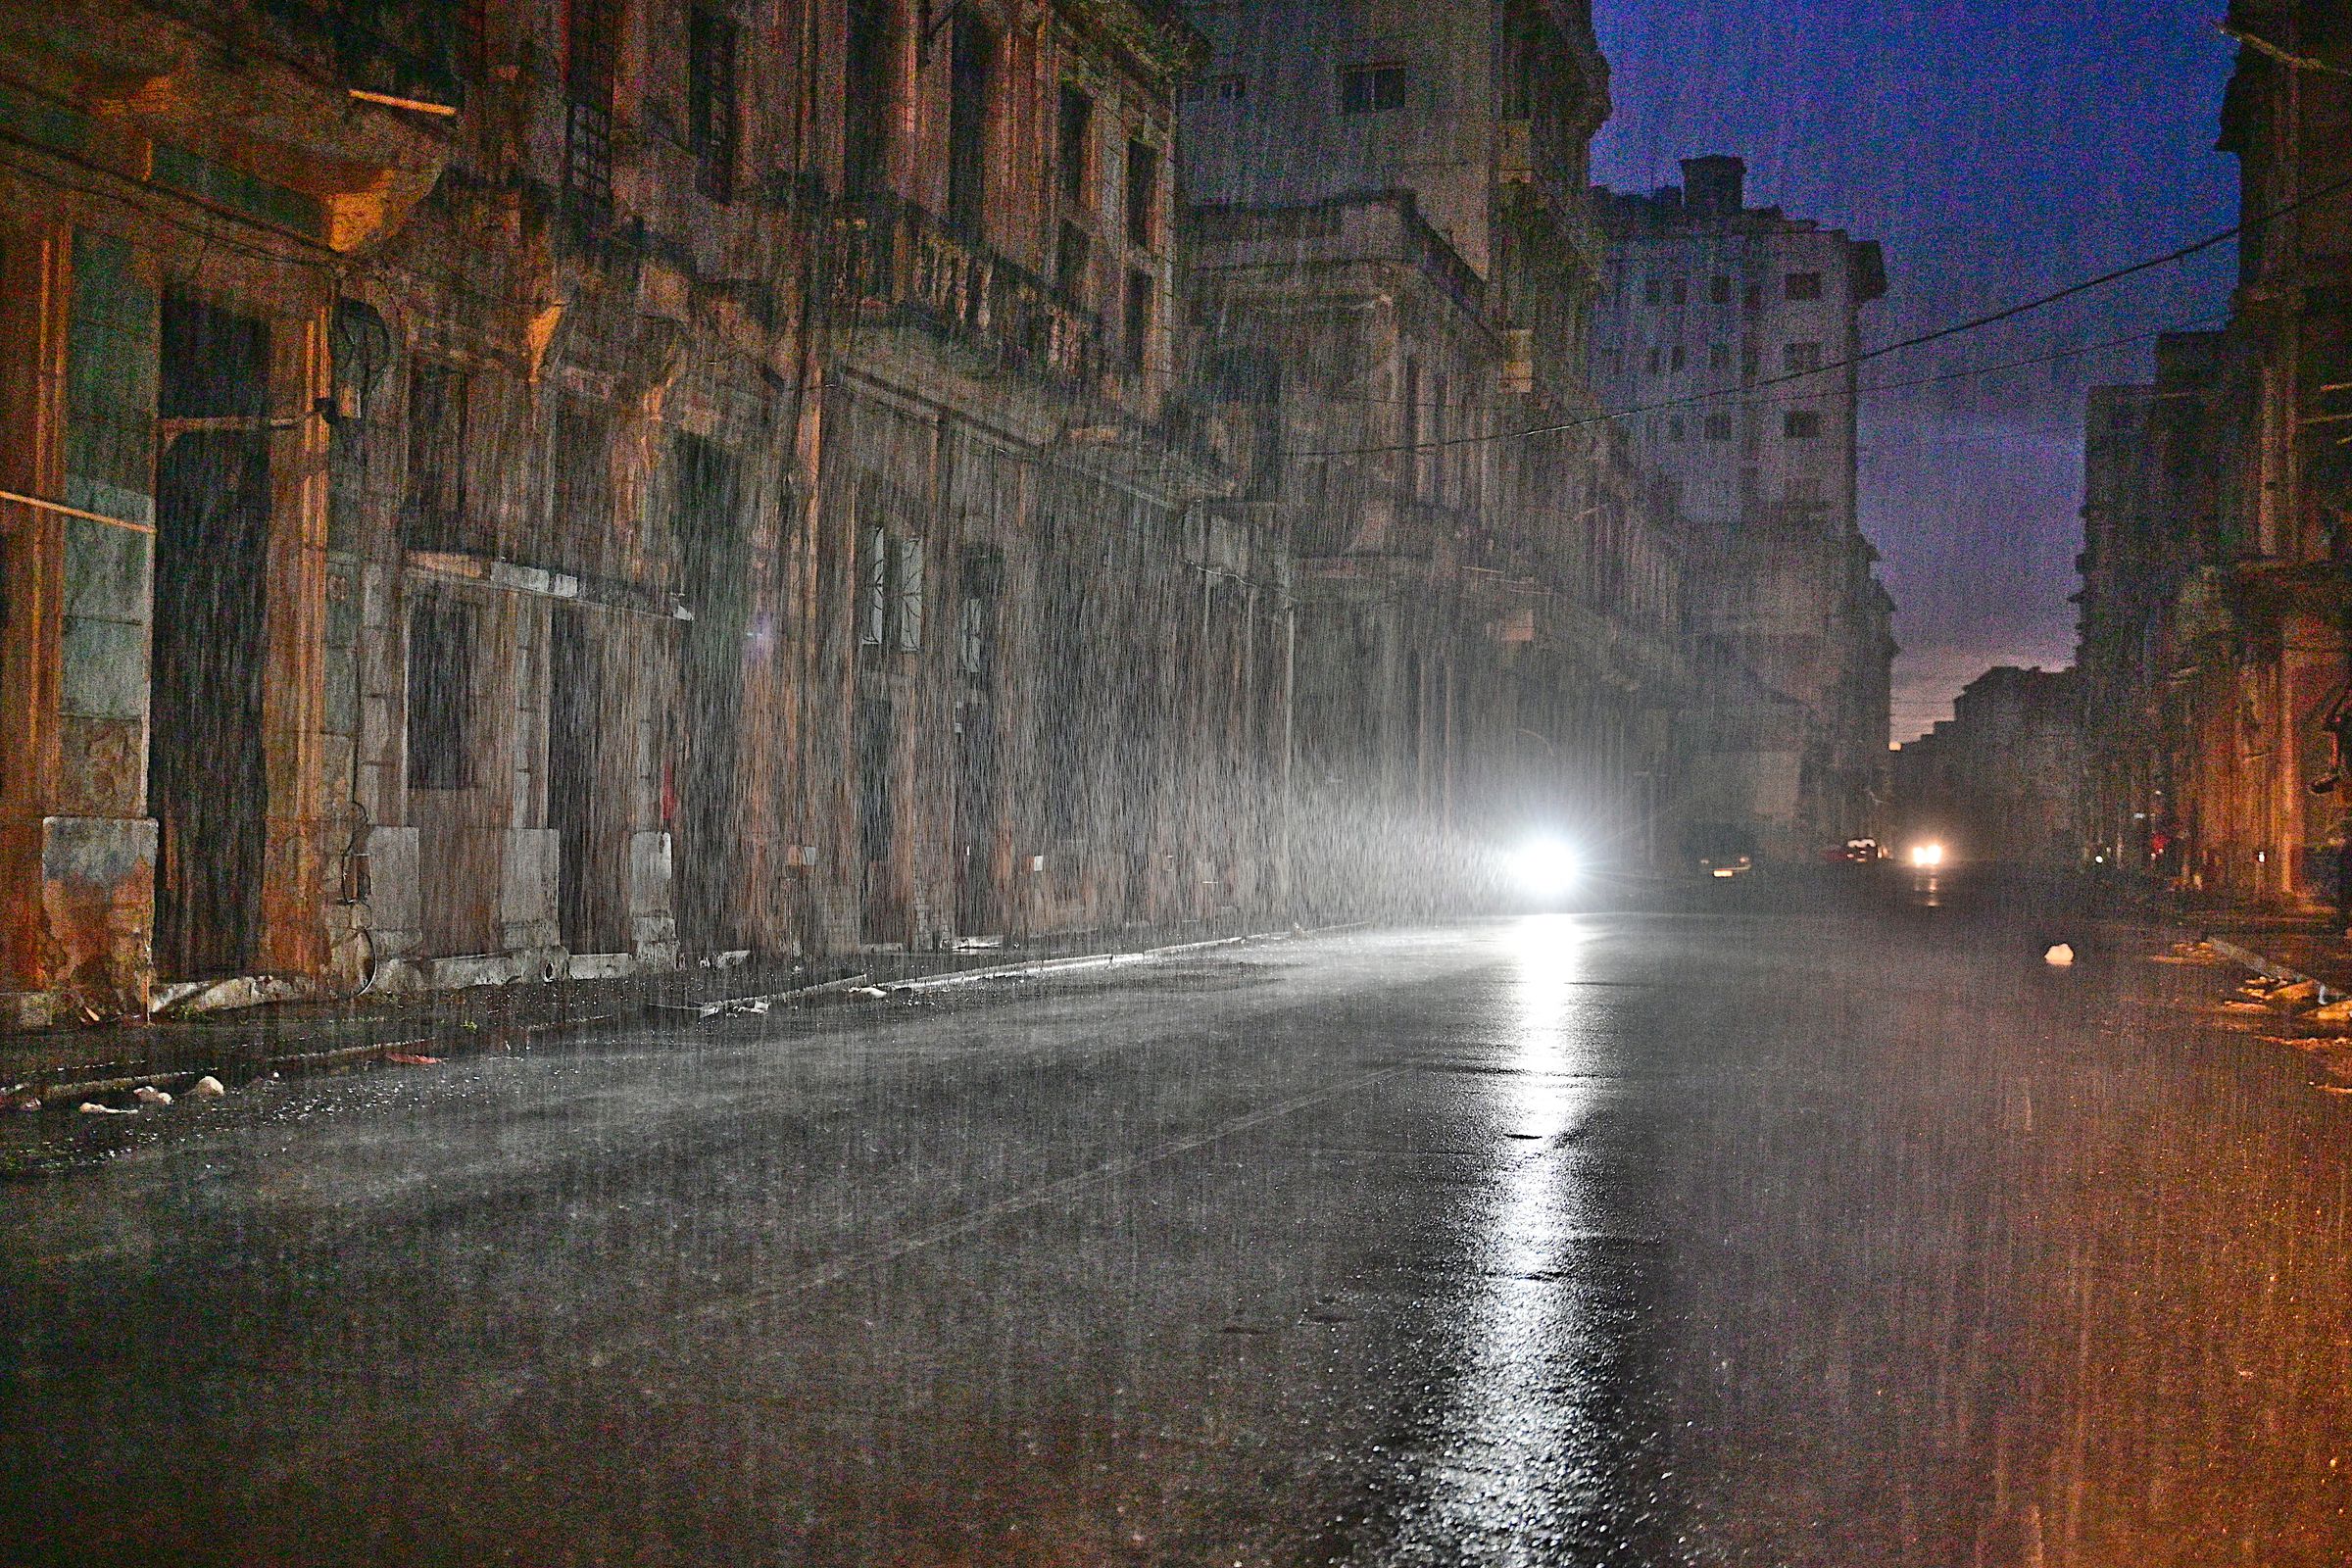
[5,873,2351,1566]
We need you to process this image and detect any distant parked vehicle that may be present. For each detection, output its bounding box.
[1820,838,1885,864]
[1685,823,1757,880]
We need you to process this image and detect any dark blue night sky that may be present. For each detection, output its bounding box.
[1590,0,2242,738]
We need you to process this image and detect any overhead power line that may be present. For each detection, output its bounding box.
[1293,167,2352,462]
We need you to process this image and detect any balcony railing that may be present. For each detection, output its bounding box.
[250,0,472,106]
[825,196,1102,388]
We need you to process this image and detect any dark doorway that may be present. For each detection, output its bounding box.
[955,700,998,935]
[151,294,270,979]
[954,548,1002,934]
[673,434,749,954]
[549,606,622,954]
[858,695,897,944]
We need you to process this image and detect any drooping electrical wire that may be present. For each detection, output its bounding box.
[1292,168,2352,461]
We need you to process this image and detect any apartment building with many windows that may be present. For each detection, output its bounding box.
[1588,155,1895,858]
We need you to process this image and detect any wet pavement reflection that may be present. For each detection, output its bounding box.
[3,877,2349,1564]
[1387,914,1670,1563]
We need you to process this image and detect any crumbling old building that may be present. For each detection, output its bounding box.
[0,0,1783,1026]
[1180,0,1692,902]
[1587,156,1896,861]
[1891,665,2082,870]
[2074,2,2351,908]
[0,0,1292,1024]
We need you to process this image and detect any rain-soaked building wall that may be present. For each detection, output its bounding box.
[1180,0,1691,903]
[0,2,449,1024]
[2074,7,2351,911]
[0,0,1294,1026]
[798,0,1275,951]
[1188,194,1507,910]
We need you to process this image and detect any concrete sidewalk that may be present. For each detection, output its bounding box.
[1,916,1285,1110]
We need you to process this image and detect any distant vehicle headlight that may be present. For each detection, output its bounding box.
[1910,842,1945,868]
[1512,837,1580,898]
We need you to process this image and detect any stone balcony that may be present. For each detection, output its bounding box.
[824,195,1104,391]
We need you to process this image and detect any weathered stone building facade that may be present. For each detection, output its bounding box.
[1587,157,1895,861]
[1891,665,2082,870]
[0,0,1816,1024]
[2074,3,2351,908]
[1181,0,1692,904]
[0,0,1295,1024]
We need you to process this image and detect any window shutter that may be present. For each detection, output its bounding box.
[860,524,887,646]
[894,536,925,651]
[959,595,985,675]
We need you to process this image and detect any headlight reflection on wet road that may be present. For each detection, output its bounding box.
[1403,914,1627,1559]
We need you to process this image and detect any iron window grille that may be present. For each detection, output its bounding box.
[689,5,740,203]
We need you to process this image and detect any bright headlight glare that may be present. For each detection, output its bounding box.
[1910,842,1945,868]
[1512,837,1579,896]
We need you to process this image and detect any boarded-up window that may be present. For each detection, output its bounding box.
[551,399,613,575]
[408,598,476,789]
[1125,269,1152,371]
[688,5,739,202]
[1058,86,1093,208]
[403,362,467,549]
[1125,140,1157,249]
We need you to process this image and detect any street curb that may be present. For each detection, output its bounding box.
[881,930,1286,995]
[657,971,876,1019]
[2206,939,2345,1004]
[7,923,1338,1111]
